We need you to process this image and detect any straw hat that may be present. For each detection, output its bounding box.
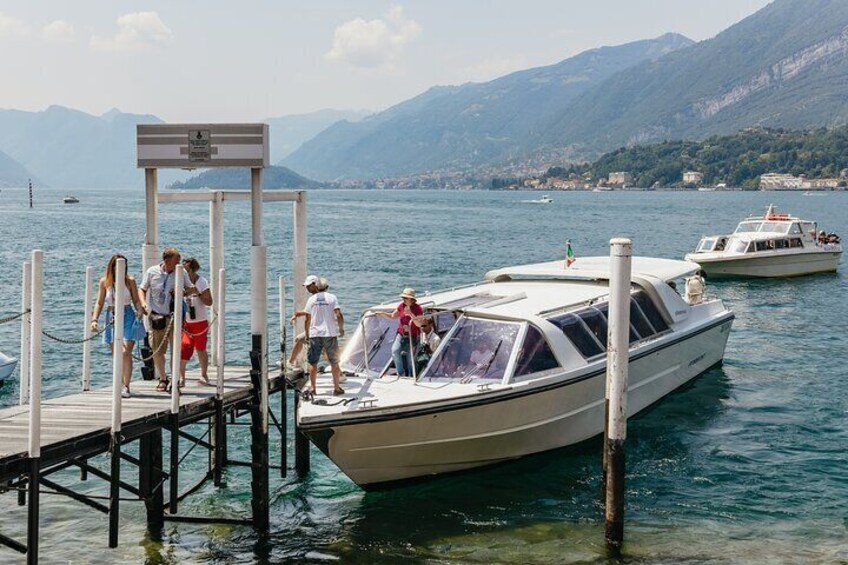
[399,288,417,300]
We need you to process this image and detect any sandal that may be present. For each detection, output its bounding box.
[333,387,345,396]
[156,379,169,392]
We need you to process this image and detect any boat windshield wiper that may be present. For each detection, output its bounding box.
[461,339,503,384]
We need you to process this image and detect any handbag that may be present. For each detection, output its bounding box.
[149,312,169,331]
[131,313,148,341]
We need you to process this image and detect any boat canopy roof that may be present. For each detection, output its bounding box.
[484,256,699,283]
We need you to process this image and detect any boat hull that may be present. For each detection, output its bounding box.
[687,250,841,278]
[0,359,17,382]
[303,317,733,488]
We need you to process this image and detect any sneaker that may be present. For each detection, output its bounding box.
[121,387,131,399]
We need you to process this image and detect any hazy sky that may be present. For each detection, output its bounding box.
[0,1,772,121]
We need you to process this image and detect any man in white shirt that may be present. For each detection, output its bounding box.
[139,247,196,391]
[291,275,345,395]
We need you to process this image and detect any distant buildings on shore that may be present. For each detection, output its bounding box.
[759,171,847,190]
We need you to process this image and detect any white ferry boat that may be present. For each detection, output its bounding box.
[298,256,734,488]
[685,205,842,278]
[522,195,553,204]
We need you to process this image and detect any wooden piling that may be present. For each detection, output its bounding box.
[139,429,164,535]
[249,337,270,533]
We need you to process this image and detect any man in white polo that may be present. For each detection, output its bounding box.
[139,247,197,391]
[291,275,345,396]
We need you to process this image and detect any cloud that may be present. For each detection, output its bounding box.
[325,5,421,70]
[0,12,30,38]
[91,11,172,53]
[42,20,75,44]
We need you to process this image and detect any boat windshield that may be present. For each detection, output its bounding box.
[340,315,397,375]
[759,222,789,234]
[421,317,519,382]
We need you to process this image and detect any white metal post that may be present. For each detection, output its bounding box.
[171,265,185,414]
[28,251,43,458]
[142,168,159,273]
[19,261,31,406]
[293,192,308,366]
[111,259,126,433]
[250,167,268,434]
[279,276,286,369]
[82,266,94,391]
[216,268,226,398]
[604,237,632,551]
[209,191,224,365]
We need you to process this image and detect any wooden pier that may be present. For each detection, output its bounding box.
[0,366,311,561]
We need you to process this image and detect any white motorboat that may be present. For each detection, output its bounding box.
[298,256,734,488]
[523,195,553,204]
[63,195,80,204]
[0,351,17,383]
[685,205,842,278]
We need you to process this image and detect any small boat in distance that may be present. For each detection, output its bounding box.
[63,195,80,204]
[522,195,553,204]
[803,191,826,196]
[0,351,17,384]
[685,204,842,278]
[297,256,734,488]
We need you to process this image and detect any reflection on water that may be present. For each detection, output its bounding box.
[0,188,845,563]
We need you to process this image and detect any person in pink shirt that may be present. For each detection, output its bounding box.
[376,288,423,377]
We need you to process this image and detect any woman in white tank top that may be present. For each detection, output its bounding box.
[91,254,147,398]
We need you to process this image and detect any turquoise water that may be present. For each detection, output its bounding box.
[0,188,845,563]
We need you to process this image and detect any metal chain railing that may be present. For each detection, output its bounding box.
[130,320,174,363]
[41,324,108,345]
[0,309,30,325]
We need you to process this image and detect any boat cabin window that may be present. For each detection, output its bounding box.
[735,221,761,233]
[697,238,717,252]
[631,291,669,333]
[773,239,788,250]
[421,317,519,382]
[549,291,669,359]
[789,238,803,248]
[789,223,802,235]
[728,240,751,254]
[754,240,771,252]
[800,222,815,236]
[433,311,458,333]
[513,325,559,377]
[759,222,788,234]
[549,313,603,358]
[341,315,398,375]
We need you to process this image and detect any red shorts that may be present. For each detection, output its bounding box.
[181,320,209,360]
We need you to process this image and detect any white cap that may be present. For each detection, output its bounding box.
[303,275,319,287]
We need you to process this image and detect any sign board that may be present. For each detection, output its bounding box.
[188,130,211,162]
[137,123,269,168]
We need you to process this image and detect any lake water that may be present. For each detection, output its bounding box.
[0,188,845,563]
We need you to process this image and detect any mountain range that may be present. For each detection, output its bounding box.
[2,0,848,187]
[283,0,848,181]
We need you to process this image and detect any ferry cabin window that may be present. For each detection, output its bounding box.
[774,239,788,250]
[755,240,770,252]
[697,238,716,252]
[629,298,656,339]
[341,315,397,374]
[728,240,750,254]
[800,222,815,236]
[789,238,803,248]
[578,307,608,347]
[789,223,802,235]
[735,222,760,233]
[549,313,603,358]
[422,318,519,381]
[759,222,787,233]
[513,326,560,377]
[632,291,669,333]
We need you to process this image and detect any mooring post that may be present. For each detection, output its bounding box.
[604,238,632,556]
[26,250,43,565]
[169,264,185,514]
[248,166,270,534]
[142,167,159,273]
[294,390,310,476]
[213,268,227,484]
[82,266,94,391]
[139,429,164,535]
[19,261,31,406]
[278,276,287,478]
[108,258,127,548]
[292,191,308,367]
